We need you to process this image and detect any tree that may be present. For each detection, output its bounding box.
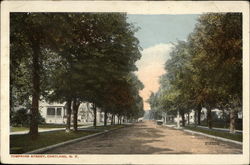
[156,41,196,127]
[152,13,242,131]
[188,13,242,131]
[47,13,142,130]
[10,13,68,139]
[10,12,143,136]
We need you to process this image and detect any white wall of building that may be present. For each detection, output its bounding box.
[40,101,67,124]
[39,101,105,124]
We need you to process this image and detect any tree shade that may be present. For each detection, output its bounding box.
[10,13,144,139]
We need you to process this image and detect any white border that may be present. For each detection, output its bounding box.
[1,1,249,164]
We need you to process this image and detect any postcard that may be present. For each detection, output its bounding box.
[1,0,249,164]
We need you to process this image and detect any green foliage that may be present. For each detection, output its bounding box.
[148,13,242,126]
[188,13,242,109]
[10,108,29,127]
[10,108,45,127]
[10,12,144,135]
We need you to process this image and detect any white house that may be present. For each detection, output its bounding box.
[14,100,118,125]
[40,101,67,124]
[77,103,105,124]
[39,101,105,124]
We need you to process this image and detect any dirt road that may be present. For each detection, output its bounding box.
[44,120,242,154]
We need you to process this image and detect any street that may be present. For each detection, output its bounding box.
[44,120,242,154]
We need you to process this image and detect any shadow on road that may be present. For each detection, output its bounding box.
[44,121,242,154]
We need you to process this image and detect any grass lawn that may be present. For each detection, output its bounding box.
[10,124,126,154]
[11,127,29,132]
[10,130,99,154]
[200,121,242,130]
[184,126,242,142]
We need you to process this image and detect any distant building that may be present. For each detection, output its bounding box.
[162,108,242,124]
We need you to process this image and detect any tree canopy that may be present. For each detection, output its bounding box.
[148,13,242,132]
[10,12,144,138]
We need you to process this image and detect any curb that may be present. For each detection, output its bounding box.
[164,125,242,146]
[24,126,126,154]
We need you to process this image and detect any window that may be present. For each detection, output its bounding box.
[47,108,55,116]
[56,108,62,116]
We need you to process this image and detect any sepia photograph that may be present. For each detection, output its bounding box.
[1,0,249,164]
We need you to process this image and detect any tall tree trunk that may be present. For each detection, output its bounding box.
[229,108,237,134]
[66,98,72,132]
[29,41,40,140]
[73,98,80,132]
[187,112,190,125]
[93,103,97,128]
[181,111,185,127]
[197,104,201,125]
[113,115,116,125]
[194,109,197,126]
[104,110,107,126]
[111,114,114,125]
[207,108,212,129]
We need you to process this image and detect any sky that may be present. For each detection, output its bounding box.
[127,14,199,110]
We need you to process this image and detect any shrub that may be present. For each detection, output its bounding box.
[10,108,45,127]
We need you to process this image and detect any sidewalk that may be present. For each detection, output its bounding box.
[163,123,242,134]
[163,123,242,145]
[10,123,107,135]
[196,125,242,134]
